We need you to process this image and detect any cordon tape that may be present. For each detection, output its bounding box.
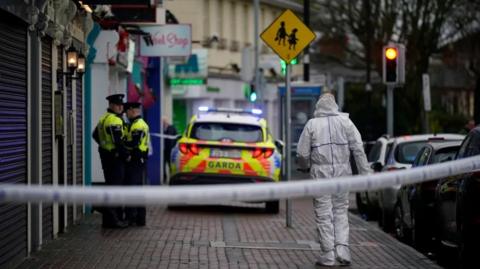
[0,155,479,206]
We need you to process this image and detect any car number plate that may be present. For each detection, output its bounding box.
[210,149,241,159]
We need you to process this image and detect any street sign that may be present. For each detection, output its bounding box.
[422,74,431,111]
[260,9,316,64]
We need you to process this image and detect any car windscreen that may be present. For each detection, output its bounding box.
[191,122,263,143]
[395,141,429,164]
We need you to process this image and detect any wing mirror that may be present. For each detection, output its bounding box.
[275,139,284,153]
[371,162,383,172]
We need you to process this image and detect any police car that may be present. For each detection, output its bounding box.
[168,107,283,213]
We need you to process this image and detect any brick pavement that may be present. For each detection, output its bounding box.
[18,198,441,269]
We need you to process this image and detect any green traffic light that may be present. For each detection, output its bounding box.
[249,92,257,102]
[280,58,298,75]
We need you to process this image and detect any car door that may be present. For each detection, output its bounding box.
[402,146,431,226]
[436,135,472,246]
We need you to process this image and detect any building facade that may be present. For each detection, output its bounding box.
[163,0,303,138]
[0,0,92,267]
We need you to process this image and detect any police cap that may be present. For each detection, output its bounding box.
[106,94,125,105]
[124,102,142,110]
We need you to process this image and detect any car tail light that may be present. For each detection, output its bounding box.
[252,148,275,158]
[179,143,188,154]
[252,148,263,158]
[264,148,274,158]
[179,143,199,155]
[387,167,405,171]
[190,144,199,155]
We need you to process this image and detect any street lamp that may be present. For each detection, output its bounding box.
[66,46,78,73]
[57,46,85,86]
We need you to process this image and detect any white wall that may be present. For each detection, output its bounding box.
[90,64,110,183]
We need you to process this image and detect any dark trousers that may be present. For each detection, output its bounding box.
[99,149,125,226]
[125,160,146,225]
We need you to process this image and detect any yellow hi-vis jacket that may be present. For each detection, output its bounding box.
[125,116,150,158]
[93,110,125,151]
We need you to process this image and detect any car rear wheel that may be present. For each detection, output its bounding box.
[381,207,395,233]
[265,201,279,214]
[394,202,410,242]
[411,206,428,251]
[356,193,368,218]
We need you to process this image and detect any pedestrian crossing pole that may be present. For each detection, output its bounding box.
[285,63,292,228]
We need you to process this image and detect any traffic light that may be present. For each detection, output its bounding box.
[249,84,257,102]
[383,46,398,83]
[280,58,298,75]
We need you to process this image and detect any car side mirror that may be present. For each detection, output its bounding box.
[371,162,383,172]
[275,139,284,153]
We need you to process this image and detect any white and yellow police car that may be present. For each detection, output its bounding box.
[169,107,283,213]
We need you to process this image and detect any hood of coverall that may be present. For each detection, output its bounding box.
[314,93,340,117]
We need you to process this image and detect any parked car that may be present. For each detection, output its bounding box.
[356,135,393,219]
[393,141,461,250]
[169,107,283,213]
[435,127,480,268]
[376,134,465,232]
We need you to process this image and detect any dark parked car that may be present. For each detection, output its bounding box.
[393,141,461,250]
[377,133,465,232]
[434,127,480,268]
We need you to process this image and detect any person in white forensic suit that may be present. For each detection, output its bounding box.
[297,93,371,267]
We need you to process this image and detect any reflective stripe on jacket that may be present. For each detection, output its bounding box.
[126,117,149,154]
[96,111,125,151]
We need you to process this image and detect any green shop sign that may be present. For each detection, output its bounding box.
[168,78,206,86]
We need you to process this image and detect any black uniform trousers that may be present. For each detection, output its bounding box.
[99,148,125,226]
[125,160,146,225]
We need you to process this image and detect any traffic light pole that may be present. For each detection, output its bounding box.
[254,0,260,102]
[285,63,292,228]
[387,85,394,136]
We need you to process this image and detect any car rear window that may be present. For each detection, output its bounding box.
[395,141,429,164]
[191,122,263,143]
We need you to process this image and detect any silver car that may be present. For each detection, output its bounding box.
[356,135,393,220]
[376,133,465,232]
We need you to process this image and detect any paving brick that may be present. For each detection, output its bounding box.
[18,198,442,269]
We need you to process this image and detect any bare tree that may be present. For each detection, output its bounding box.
[311,0,479,133]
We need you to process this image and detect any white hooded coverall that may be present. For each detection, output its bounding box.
[297,93,371,266]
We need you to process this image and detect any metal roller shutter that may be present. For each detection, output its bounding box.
[0,12,28,268]
[76,78,83,219]
[57,46,65,232]
[41,37,53,242]
[67,69,74,226]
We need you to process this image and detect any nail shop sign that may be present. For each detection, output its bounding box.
[140,24,192,57]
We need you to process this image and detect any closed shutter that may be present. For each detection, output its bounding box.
[67,74,74,225]
[57,46,65,232]
[41,37,53,242]
[76,78,83,219]
[0,12,28,268]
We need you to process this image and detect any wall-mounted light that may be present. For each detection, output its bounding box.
[66,46,78,73]
[57,46,85,87]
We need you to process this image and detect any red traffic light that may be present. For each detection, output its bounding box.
[385,47,398,60]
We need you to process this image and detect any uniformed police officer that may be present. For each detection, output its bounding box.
[124,102,150,226]
[92,93,128,228]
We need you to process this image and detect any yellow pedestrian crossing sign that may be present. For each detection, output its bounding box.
[260,9,316,64]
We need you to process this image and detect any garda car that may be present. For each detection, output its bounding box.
[168,107,283,213]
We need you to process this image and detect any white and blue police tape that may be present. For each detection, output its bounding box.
[0,155,479,206]
[150,133,179,139]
